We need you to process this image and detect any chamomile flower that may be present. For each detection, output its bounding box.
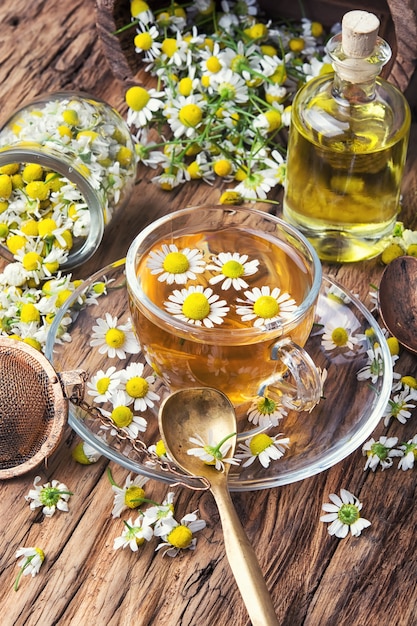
[109,471,150,518]
[144,491,176,533]
[87,366,122,403]
[362,436,401,471]
[164,285,229,327]
[247,395,288,428]
[187,431,239,471]
[120,362,160,411]
[101,390,148,438]
[321,317,360,352]
[147,243,206,284]
[167,99,207,139]
[236,432,290,468]
[90,313,140,359]
[320,489,371,538]
[113,516,154,552]
[383,389,416,427]
[207,251,259,290]
[25,476,73,517]
[236,285,297,329]
[14,547,45,590]
[233,167,278,200]
[126,86,165,128]
[398,435,417,471]
[154,510,206,557]
[356,345,385,383]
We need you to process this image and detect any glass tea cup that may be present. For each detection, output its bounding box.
[126,206,323,426]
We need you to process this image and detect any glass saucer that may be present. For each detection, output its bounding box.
[45,259,392,492]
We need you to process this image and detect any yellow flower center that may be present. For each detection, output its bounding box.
[62,109,79,126]
[163,251,190,274]
[155,439,167,457]
[22,163,43,183]
[182,292,210,321]
[213,159,233,177]
[161,37,178,58]
[111,405,133,428]
[20,303,40,323]
[265,110,282,132]
[401,375,417,389]
[56,289,73,308]
[26,180,49,201]
[96,377,111,394]
[222,259,244,279]
[131,0,149,17]
[206,56,221,73]
[331,327,349,346]
[124,485,145,508]
[253,295,279,319]
[38,218,57,237]
[311,21,324,37]
[289,37,305,52]
[22,251,42,271]
[35,547,45,562]
[126,376,149,398]
[105,327,126,348]
[167,525,193,549]
[179,77,193,96]
[0,174,12,199]
[249,433,273,456]
[134,32,153,50]
[125,86,150,111]
[178,104,203,128]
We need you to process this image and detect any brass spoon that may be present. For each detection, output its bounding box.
[158,387,278,626]
[379,255,417,355]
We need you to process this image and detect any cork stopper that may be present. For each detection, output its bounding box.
[342,10,380,58]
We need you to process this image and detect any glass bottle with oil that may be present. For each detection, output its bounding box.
[283,10,411,262]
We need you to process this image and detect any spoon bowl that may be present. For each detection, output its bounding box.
[379,255,417,355]
[159,387,278,626]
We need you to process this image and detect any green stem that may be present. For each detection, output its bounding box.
[14,556,35,592]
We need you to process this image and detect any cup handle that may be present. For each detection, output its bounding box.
[257,338,322,412]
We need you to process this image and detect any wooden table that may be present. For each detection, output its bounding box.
[1,1,417,624]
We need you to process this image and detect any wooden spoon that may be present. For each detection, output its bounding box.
[379,255,417,355]
[158,387,278,626]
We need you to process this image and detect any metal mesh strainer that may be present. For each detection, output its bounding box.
[0,337,86,480]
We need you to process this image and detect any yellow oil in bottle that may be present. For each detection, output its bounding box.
[283,11,411,262]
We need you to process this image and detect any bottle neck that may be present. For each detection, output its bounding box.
[331,70,378,103]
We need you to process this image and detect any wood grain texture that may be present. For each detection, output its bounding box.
[0,1,417,625]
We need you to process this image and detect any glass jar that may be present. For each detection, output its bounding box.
[0,91,137,269]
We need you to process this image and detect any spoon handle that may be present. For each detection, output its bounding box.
[211,482,279,626]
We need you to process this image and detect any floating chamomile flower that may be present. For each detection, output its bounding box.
[236,286,297,329]
[320,488,371,538]
[187,431,239,472]
[236,432,290,468]
[90,312,140,359]
[207,251,259,291]
[108,470,150,518]
[120,362,160,411]
[154,510,206,557]
[14,547,45,590]
[398,435,417,471]
[113,516,154,552]
[164,285,229,327]
[101,390,148,438]
[247,395,288,429]
[87,366,122,403]
[147,243,206,284]
[321,317,360,352]
[362,436,401,471]
[25,476,73,517]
